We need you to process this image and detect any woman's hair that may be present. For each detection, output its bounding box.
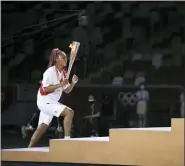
[47,48,65,68]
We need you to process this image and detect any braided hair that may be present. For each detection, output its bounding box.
[39,48,67,93]
[47,48,66,68]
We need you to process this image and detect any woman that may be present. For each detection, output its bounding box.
[136,84,149,127]
[28,48,78,148]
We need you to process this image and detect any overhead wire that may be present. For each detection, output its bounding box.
[40,9,81,12]
[2,12,78,41]
[38,18,77,45]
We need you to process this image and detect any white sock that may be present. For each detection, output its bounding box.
[64,136,70,139]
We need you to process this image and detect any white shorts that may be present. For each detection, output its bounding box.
[137,101,147,115]
[37,101,67,126]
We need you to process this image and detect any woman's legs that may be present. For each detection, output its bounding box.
[142,113,147,127]
[138,114,142,128]
[28,103,74,147]
[28,111,52,148]
[60,107,74,138]
[28,123,49,148]
[137,101,147,128]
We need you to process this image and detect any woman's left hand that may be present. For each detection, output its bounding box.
[72,74,78,84]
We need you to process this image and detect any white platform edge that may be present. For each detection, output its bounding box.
[52,136,109,141]
[2,147,49,152]
[2,127,172,152]
[115,127,171,131]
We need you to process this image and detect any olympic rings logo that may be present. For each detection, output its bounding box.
[118,92,137,106]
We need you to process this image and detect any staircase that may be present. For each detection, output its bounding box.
[2,118,184,166]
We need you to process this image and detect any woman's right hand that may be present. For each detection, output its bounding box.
[60,78,69,87]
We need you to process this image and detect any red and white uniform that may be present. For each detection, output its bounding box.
[37,66,69,126]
